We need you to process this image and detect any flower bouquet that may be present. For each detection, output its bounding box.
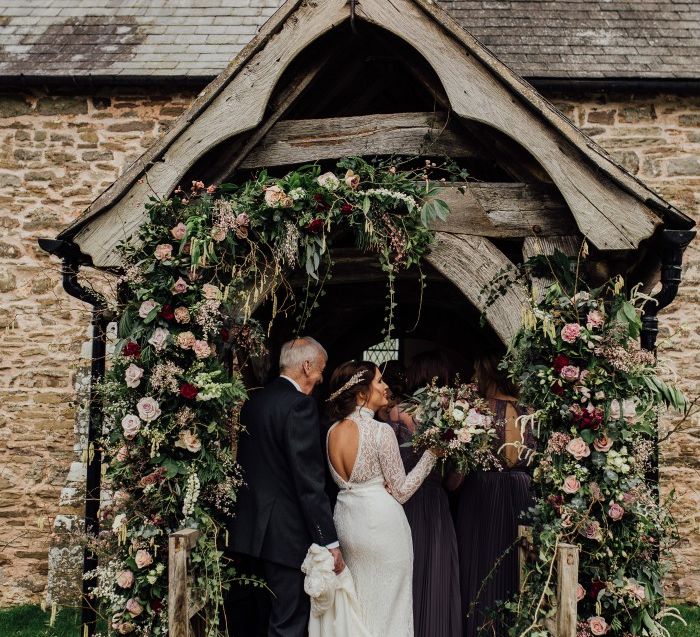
[408,380,502,473]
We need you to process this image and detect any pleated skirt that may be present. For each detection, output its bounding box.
[404,480,462,637]
[455,470,533,637]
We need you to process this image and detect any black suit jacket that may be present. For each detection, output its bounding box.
[229,377,338,568]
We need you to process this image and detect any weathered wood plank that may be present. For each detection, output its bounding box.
[241,112,476,168]
[522,236,582,299]
[357,0,660,250]
[557,544,579,637]
[433,184,575,237]
[426,233,528,344]
[518,524,534,592]
[169,529,200,637]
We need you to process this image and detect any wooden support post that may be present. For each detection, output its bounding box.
[556,543,579,637]
[517,525,534,592]
[168,528,201,637]
[522,236,582,301]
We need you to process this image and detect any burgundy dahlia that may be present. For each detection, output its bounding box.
[158,304,175,321]
[179,383,199,400]
[553,354,570,373]
[341,203,354,215]
[307,219,324,234]
[122,341,141,359]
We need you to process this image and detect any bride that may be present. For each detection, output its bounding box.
[324,360,437,637]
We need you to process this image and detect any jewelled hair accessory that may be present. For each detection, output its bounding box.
[328,371,366,401]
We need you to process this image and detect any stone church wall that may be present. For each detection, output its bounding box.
[0,87,697,606]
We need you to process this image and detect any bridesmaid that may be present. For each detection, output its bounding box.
[381,352,462,637]
[453,354,534,637]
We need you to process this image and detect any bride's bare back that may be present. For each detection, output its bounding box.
[327,418,359,482]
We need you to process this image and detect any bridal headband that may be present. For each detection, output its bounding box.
[328,371,366,401]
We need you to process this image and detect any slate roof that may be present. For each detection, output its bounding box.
[0,0,698,80]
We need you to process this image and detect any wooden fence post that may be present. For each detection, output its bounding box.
[556,543,579,637]
[168,528,201,637]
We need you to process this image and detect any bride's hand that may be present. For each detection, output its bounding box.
[429,447,446,458]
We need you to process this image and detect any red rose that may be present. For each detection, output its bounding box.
[179,383,198,400]
[307,219,324,234]
[553,355,570,373]
[313,194,329,211]
[341,203,354,215]
[589,579,606,599]
[158,304,175,321]
[551,382,565,396]
[220,327,230,342]
[122,341,141,358]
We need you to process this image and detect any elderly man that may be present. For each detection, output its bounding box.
[228,337,344,636]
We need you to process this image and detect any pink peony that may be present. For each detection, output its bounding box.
[170,223,187,241]
[589,617,609,636]
[561,323,582,343]
[608,502,624,521]
[566,437,591,460]
[264,185,286,207]
[202,283,221,300]
[136,397,161,422]
[134,549,153,569]
[116,445,129,462]
[154,244,173,261]
[125,598,143,617]
[593,435,613,453]
[174,306,190,324]
[560,365,580,382]
[177,331,196,350]
[172,277,188,295]
[175,429,202,453]
[562,475,581,494]
[138,299,158,319]
[121,414,141,440]
[124,363,143,389]
[576,584,586,601]
[118,622,135,635]
[193,339,212,360]
[586,310,604,329]
[116,570,134,588]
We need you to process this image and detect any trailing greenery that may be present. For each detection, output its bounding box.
[491,253,686,637]
[88,157,454,636]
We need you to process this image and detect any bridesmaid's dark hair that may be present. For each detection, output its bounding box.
[474,353,518,398]
[407,350,453,392]
[327,360,378,421]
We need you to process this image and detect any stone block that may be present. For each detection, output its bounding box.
[25,170,54,181]
[107,120,155,133]
[14,130,30,142]
[618,105,657,123]
[0,97,32,118]
[679,114,700,127]
[0,173,20,187]
[0,242,21,258]
[587,109,616,125]
[611,150,640,175]
[81,150,114,161]
[36,98,88,116]
[13,148,41,161]
[0,269,17,292]
[667,157,700,177]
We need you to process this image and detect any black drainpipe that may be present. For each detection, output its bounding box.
[38,238,107,637]
[640,228,696,352]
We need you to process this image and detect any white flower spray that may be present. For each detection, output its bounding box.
[182,471,201,518]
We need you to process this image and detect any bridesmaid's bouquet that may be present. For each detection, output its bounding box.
[408,381,502,473]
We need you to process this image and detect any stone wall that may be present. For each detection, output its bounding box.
[0,87,697,607]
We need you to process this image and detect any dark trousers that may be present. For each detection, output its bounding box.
[262,559,309,637]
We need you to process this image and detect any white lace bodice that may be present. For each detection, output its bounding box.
[327,406,436,505]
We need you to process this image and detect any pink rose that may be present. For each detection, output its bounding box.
[236,213,249,227]
[148,327,169,352]
[116,570,134,588]
[589,616,609,636]
[174,306,190,324]
[344,169,360,190]
[193,339,212,360]
[177,331,196,350]
[562,475,581,494]
[154,244,173,261]
[625,579,646,601]
[202,283,221,300]
[586,310,604,329]
[589,482,603,502]
[125,598,143,617]
[561,323,582,343]
[170,223,187,241]
[608,502,624,521]
[118,622,135,635]
[134,549,153,569]
[174,429,202,453]
[582,520,602,541]
[172,277,188,295]
[566,437,590,460]
[136,397,161,422]
[264,185,286,207]
[576,584,586,601]
[124,363,143,388]
[121,414,141,440]
[211,226,226,242]
[560,365,580,382]
[116,445,129,462]
[138,299,158,319]
[593,435,613,452]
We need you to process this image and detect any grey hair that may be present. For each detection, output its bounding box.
[279,337,327,372]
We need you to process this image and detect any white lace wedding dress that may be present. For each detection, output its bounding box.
[326,406,436,637]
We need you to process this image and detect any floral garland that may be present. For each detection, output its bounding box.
[89,157,454,636]
[495,262,685,637]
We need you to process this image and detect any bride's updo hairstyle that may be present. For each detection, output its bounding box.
[327,360,378,421]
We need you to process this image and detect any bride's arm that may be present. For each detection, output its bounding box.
[377,424,435,504]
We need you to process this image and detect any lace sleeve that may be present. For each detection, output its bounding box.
[377,424,435,504]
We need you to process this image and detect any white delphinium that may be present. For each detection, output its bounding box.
[182,472,201,517]
[361,188,418,211]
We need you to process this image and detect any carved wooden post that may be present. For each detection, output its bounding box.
[168,528,201,637]
[556,543,579,637]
